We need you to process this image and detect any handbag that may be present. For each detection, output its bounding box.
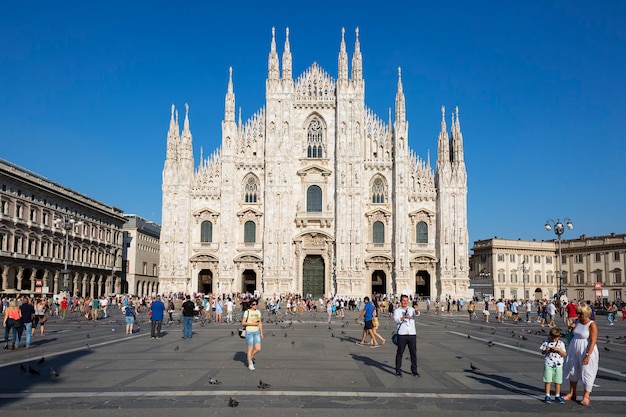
[238,328,246,338]
[391,322,402,345]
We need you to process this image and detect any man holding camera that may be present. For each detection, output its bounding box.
[393,294,420,377]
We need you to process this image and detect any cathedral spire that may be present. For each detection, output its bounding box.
[437,105,450,163]
[351,27,362,80]
[166,103,179,160]
[224,67,235,123]
[181,103,193,154]
[268,27,279,80]
[452,106,464,162]
[338,27,348,81]
[395,67,406,122]
[281,27,292,80]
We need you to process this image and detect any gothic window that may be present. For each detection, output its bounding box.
[416,221,428,243]
[201,221,212,243]
[244,175,259,203]
[307,185,322,212]
[371,177,386,203]
[306,117,323,158]
[373,221,384,244]
[244,221,256,243]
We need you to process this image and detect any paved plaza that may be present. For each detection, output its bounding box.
[1,304,625,416]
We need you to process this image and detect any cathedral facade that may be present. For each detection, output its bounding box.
[159,28,469,300]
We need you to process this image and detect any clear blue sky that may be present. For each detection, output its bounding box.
[1,1,625,246]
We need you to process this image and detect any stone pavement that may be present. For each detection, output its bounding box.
[0,306,625,416]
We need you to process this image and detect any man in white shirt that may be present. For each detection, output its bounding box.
[546,301,557,327]
[496,299,506,323]
[393,294,420,377]
[225,298,234,323]
[100,296,109,318]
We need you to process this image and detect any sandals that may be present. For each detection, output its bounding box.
[580,397,590,406]
[561,393,576,402]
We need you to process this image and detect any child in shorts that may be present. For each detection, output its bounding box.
[539,327,567,404]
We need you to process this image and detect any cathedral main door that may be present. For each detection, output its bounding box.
[198,269,213,294]
[302,255,325,298]
[371,270,386,295]
[416,271,430,298]
[242,269,256,294]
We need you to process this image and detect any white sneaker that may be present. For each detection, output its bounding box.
[248,364,255,371]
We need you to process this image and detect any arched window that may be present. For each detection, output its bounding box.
[244,175,259,203]
[306,117,323,158]
[244,221,256,243]
[372,177,386,203]
[416,221,428,243]
[201,221,212,243]
[307,185,322,212]
[373,221,384,244]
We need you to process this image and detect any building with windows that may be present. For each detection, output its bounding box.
[0,159,125,297]
[471,238,559,301]
[122,214,161,296]
[159,28,469,299]
[471,234,625,303]
[560,233,625,303]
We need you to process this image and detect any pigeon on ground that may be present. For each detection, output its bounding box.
[50,367,59,377]
[284,332,287,338]
[228,397,239,407]
[28,366,40,376]
[86,334,90,338]
[487,341,495,347]
[291,339,295,346]
[258,380,271,389]
[231,330,234,336]
[604,346,611,352]
[470,363,480,372]
[467,334,471,339]
[175,345,180,351]
[208,377,221,385]
[38,357,45,364]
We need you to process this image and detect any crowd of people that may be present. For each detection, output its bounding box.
[2,290,617,406]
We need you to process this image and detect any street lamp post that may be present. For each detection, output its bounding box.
[54,215,82,294]
[521,261,528,301]
[545,218,573,300]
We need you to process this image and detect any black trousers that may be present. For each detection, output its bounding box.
[395,334,417,374]
[151,320,162,337]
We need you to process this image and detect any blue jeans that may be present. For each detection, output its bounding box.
[182,316,193,338]
[22,322,32,347]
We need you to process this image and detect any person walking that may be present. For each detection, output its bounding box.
[3,299,22,349]
[19,297,35,349]
[150,295,165,339]
[241,299,264,371]
[33,298,47,337]
[393,294,419,377]
[562,305,599,406]
[356,296,377,347]
[226,297,234,323]
[124,302,135,335]
[482,300,490,323]
[181,295,195,339]
[60,297,68,319]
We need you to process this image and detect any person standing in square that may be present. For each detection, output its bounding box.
[393,294,419,377]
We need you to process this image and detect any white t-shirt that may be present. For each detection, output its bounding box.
[540,339,566,367]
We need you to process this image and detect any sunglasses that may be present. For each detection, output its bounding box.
[251,303,258,306]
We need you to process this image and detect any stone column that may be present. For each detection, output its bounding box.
[114,277,121,295]
[81,274,88,297]
[53,270,60,295]
[89,274,96,298]
[30,268,37,292]
[16,267,24,291]
[1,266,8,291]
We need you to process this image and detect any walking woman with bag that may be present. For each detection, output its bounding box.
[3,299,23,349]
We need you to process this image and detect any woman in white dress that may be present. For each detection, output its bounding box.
[562,304,598,406]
